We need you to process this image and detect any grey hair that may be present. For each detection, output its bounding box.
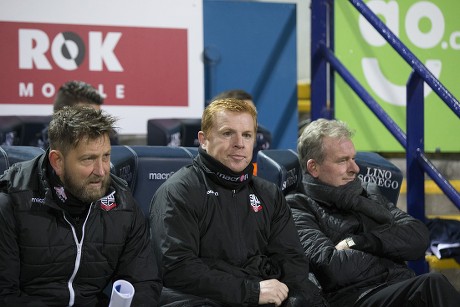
[297,118,354,173]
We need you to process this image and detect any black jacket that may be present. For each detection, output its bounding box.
[287,178,430,305]
[0,153,161,306]
[150,152,324,306]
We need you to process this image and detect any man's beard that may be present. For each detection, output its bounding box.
[63,172,111,203]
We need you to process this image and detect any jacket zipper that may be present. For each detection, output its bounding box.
[232,189,243,261]
[63,204,93,307]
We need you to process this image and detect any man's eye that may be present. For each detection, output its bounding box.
[81,157,93,164]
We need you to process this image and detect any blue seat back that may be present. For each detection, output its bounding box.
[110,145,138,191]
[257,149,403,205]
[256,149,302,195]
[110,145,196,216]
[355,151,403,205]
[0,145,196,217]
[0,146,45,175]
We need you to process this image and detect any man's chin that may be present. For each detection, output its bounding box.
[228,163,248,173]
[83,186,109,202]
[81,193,105,204]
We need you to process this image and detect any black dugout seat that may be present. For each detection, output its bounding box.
[0,146,45,175]
[147,118,201,147]
[147,119,183,147]
[110,145,196,216]
[0,115,52,147]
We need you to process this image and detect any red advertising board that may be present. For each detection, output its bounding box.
[0,21,188,107]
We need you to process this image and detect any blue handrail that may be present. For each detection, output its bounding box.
[311,0,460,275]
[350,0,460,117]
[321,46,407,148]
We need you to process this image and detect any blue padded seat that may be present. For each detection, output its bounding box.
[0,146,45,175]
[110,145,196,216]
[355,151,403,205]
[183,146,199,157]
[257,150,403,205]
[256,149,302,195]
[110,145,138,191]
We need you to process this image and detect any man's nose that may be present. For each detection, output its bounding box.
[93,159,106,176]
[350,159,360,173]
[234,134,244,148]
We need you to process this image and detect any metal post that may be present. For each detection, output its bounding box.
[406,71,429,274]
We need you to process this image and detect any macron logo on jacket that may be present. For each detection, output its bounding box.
[207,190,219,196]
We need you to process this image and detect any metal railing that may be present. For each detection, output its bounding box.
[311,0,460,274]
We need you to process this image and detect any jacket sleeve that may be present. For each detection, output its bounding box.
[263,188,327,306]
[0,193,47,306]
[350,187,430,261]
[288,194,391,292]
[113,197,162,306]
[149,182,261,306]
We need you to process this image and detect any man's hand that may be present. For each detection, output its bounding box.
[259,279,289,306]
[335,239,351,250]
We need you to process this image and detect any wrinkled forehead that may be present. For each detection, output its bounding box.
[322,136,355,158]
[214,110,256,130]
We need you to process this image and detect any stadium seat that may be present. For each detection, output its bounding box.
[257,149,403,205]
[179,119,201,147]
[0,146,45,175]
[110,145,138,191]
[256,149,302,195]
[0,116,22,146]
[355,151,403,205]
[147,119,182,147]
[0,115,52,147]
[147,118,201,147]
[110,145,196,216]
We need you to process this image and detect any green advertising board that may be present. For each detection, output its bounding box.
[335,0,460,152]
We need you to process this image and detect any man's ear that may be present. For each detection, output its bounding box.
[49,150,64,177]
[306,159,319,178]
[198,131,207,150]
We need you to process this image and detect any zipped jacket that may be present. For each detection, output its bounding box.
[0,153,161,306]
[287,180,430,305]
[150,153,325,306]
